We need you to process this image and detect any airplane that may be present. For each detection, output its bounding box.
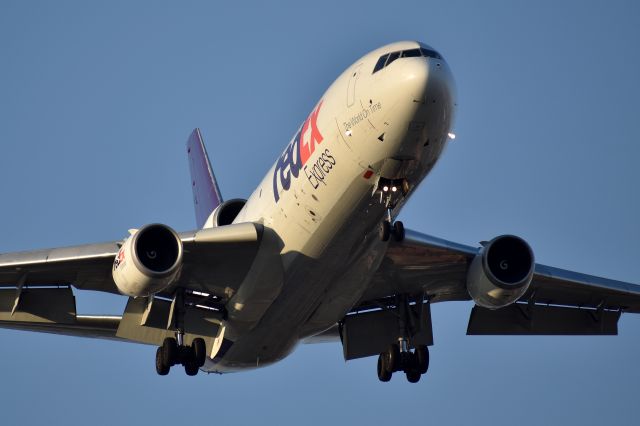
[1,40,639,383]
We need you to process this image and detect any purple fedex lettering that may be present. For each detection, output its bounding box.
[273,129,303,200]
[273,102,324,202]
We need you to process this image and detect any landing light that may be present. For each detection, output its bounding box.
[448,132,456,140]
[391,186,397,192]
[383,186,389,192]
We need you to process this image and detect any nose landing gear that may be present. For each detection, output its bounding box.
[375,178,409,242]
[380,215,405,242]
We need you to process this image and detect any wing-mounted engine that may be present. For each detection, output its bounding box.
[203,199,247,228]
[112,224,183,297]
[467,235,535,309]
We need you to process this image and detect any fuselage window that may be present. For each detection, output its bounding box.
[373,54,389,74]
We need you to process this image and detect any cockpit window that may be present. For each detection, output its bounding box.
[420,47,442,60]
[373,54,389,73]
[402,49,421,58]
[385,51,401,67]
[372,46,443,74]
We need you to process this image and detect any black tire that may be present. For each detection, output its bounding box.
[185,361,199,376]
[192,338,206,367]
[377,354,392,382]
[392,221,405,242]
[162,337,178,367]
[155,347,169,376]
[184,346,199,376]
[405,352,421,383]
[387,344,401,372]
[406,370,421,383]
[380,221,391,242]
[416,345,429,374]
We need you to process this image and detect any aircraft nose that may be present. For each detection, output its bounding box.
[394,56,456,104]
[374,53,456,160]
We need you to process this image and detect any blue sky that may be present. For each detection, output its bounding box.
[1,1,639,424]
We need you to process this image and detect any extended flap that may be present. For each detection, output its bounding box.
[0,288,76,324]
[116,297,222,355]
[342,303,433,360]
[467,304,621,335]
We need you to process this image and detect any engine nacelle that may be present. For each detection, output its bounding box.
[466,235,535,309]
[112,224,183,297]
[203,199,247,228]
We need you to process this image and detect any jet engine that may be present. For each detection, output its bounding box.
[466,235,535,309]
[112,224,183,297]
[203,199,247,228]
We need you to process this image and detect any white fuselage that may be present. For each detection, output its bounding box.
[208,41,456,372]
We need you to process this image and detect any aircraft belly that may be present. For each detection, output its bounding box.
[211,55,454,372]
[210,177,383,371]
[210,144,444,372]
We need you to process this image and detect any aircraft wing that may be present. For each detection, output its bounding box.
[356,228,640,335]
[0,222,263,346]
[0,222,261,294]
[0,241,121,293]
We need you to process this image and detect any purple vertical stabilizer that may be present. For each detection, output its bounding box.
[186,128,223,228]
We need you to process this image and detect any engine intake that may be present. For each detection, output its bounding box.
[203,199,247,228]
[467,235,535,309]
[112,224,183,297]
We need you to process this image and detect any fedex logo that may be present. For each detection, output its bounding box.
[113,247,125,270]
[272,101,325,202]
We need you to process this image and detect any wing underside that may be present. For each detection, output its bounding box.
[356,229,640,334]
[1,224,638,356]
[0,223,264,348]
[334,228,640,360]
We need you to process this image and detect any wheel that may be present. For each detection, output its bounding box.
[377,354,392,382]
[185,361,199,376]
[155,347,169,376]
[380,221,391,242]
[392,221,405,242]
[406,370,421,383]
[192,338,207,367]
[404,352,421,383]
[162,337,178,366]
[415,345,429,374]
[184,346,199,376]
[387,344,401,372]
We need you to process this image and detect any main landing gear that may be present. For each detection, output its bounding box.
[155,289,210,376]
[377,344,429,383]
[155,336,207,376]
[376,294,431,383]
